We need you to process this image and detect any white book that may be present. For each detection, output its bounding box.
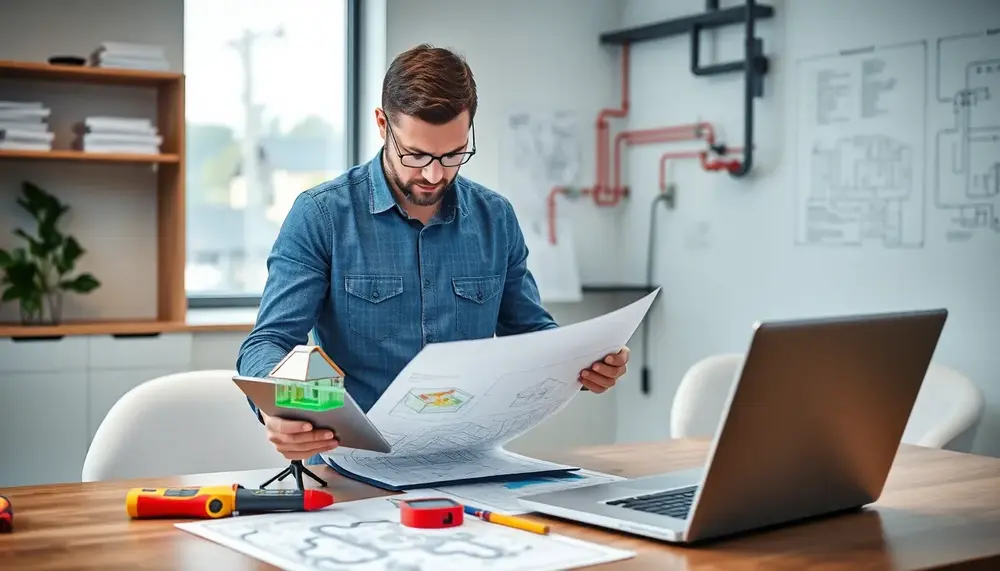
[96,41,166,58]
[82,132,162,146]
[0,140,52,151]
[0,129,55,142]
[0,107,50,121]
[0,121,49,132]
[0,100,44,109]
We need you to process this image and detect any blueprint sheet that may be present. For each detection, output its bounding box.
[326,289,659,489]
[176,495,635,571]
[407,469,626,515]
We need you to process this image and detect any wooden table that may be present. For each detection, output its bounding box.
[2,439,999,570]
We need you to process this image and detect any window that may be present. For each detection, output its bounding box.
[183,0,358,307]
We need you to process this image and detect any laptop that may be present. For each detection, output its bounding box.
[517,308,948,543]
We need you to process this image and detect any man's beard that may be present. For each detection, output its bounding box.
[385,154,455,207]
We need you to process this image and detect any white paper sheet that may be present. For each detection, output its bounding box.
[405,469,626,515]
[176,495,635,571]
[326,289,660,489]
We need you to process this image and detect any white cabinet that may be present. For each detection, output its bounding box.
[87,333,193,441]
[0,337,89,487]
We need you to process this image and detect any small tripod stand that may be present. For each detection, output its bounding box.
[259,460,328,490]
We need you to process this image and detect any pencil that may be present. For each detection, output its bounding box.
[463,505,550,535]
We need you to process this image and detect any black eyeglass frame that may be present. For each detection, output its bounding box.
[385,117,476,168]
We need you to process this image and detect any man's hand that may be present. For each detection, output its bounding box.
[579,346,630,393]
[261,410,339,461]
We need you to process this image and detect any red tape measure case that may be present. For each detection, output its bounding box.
[398,497,464,529]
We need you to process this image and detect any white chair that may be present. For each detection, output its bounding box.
[669,353,743,439]
[900,363,985,452]
[670,355,985,453]
[82,370,286,482]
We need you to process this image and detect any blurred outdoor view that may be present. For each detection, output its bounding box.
[183,0,349,299]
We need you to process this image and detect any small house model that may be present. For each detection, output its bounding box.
[268,345,346,411]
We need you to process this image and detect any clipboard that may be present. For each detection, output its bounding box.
[232,375,392,454]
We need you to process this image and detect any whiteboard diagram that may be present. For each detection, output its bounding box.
[933,29,1000,243]
[500,108,584,303]
[794,41,927,248]
[176,496,634,571]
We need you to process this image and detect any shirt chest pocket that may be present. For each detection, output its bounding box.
[452,275,504,339]
[345,275,404,342]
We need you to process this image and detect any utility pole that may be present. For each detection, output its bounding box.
[229,26,283,293]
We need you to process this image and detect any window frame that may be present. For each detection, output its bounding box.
[186,0,363,311]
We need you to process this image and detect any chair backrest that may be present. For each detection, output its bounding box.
[900,363,985,452]
[82,370,286,482]
[669,354,985,453]
[669,353,743,439]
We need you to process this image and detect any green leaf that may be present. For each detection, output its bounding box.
[60,273,100,293]
[0,249,11,268]
[57,236,83,274]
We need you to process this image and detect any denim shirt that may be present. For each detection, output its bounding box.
[236,149,558,414]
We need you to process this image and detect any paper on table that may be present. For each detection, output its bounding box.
[403,469,626,515]
[325,289,659,490]
[176,495,636,571]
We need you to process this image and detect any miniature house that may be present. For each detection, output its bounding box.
[267,345,346,411]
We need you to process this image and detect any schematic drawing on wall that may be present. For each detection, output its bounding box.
[934,29,1000,243]
[794,40,927,248]
[176,496,634,571]
[500,108,583,303]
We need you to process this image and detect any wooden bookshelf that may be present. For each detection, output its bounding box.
[0,59,187,338]
[0,149,179,163]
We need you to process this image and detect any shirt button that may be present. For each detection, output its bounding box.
[424,279,431,287]
[372,290,380,299]
[476,290,483,301]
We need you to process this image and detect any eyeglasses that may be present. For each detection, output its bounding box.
[386,119,476,168]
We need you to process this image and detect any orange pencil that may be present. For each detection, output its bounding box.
[463,504,550,535]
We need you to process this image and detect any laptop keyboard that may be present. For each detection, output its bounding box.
[605,485,697,519]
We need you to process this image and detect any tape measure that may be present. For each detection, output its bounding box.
[0,496,12,533]
[398,497,464,529]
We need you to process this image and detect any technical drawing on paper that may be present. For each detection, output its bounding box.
[176,496,634,571]
[794,41,927,248]
[933,30,1000,243]
[394,388,473,414]
[510,378,566,408]
[501,109,582,221]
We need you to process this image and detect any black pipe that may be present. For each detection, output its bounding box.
[641,192,672,395]
[730,0,756,177]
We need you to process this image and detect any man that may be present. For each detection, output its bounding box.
[236,44,630,463]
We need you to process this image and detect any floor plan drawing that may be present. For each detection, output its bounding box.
[322,290,659,490]
[933,29,1000,243]
[177,496,634,571]
[510,378,566,408]
[794,40,927,248]
[393,388,474,415]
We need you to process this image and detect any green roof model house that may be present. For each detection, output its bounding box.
[268,345,346,412]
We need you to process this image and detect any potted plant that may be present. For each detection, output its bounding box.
[0,181,101,325]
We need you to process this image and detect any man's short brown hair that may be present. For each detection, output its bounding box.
[382,43,477,126]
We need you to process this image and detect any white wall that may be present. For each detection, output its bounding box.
[615,0,999,455]
[381,0,640,454]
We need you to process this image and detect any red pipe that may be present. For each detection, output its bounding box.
[612,124,701,194]
[593,44,630,207]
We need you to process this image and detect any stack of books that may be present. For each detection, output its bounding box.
[89,41,169,71]
[0,100,54,151]
[72,116,162,155]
